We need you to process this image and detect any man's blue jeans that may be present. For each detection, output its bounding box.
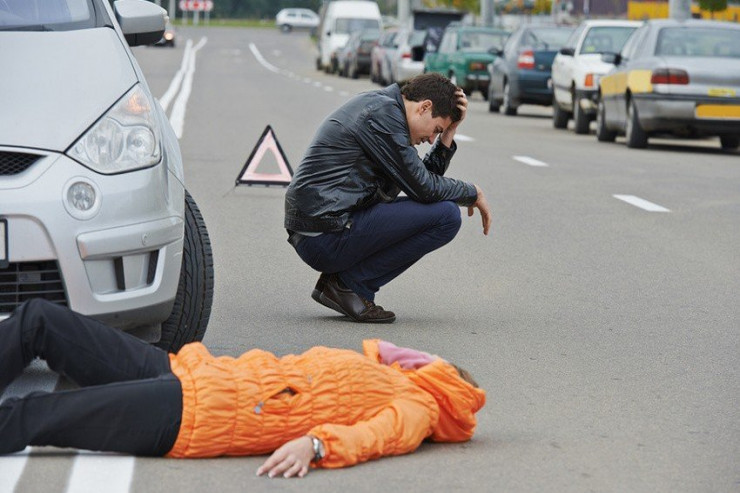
[293,198,462,301]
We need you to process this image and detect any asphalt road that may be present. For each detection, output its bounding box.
[2,26,739,493]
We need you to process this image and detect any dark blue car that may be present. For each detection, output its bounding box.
[488,24,574,115]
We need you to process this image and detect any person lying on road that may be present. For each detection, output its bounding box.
[0,299,486,478]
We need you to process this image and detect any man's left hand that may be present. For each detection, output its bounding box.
[256,436,314,478]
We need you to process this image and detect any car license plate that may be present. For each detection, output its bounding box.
[707,87,736,97]
[0,219,7,269]
[695,104,740,120]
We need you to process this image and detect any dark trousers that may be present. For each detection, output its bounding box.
[294,198,462,301]
[0,299,182,456]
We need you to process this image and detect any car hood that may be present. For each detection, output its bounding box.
[0,28,138,151]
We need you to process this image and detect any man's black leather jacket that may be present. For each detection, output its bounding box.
[284,84,477,233]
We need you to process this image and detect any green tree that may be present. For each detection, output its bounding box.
[698,0,727,17]
[422,0,481,13]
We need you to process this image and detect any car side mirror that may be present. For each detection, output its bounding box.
[114,0,167,46]
[489,47,504,57]
[559,47,575,56]
[601,52,622,65]
[411,45,425,62]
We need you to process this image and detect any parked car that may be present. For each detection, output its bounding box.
[488,24,575,115]
[153,20,176,47]
[371,28,398,84]
[551,20,640,133]
[341,29,381,78]
[0,0,214,352]
[424,25,509,98]
[316,0,382,72]
[275,8,319,33]
[387,27,428,83]
[596,19,740,150]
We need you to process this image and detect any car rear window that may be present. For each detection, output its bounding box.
[0,0,98,31]
[460,31,508,52]
[579,26,637,54]
[335,18,380,35]
[525,27,574,49]
[655,27,740,58]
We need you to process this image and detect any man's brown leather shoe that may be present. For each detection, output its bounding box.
[319,275,396,323]
[311,273,344,314]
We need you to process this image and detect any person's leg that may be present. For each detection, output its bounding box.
[295,199,462,301]
[0,299,171,393]
[0,373,182,456]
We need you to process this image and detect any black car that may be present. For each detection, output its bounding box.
[488,24,574,115]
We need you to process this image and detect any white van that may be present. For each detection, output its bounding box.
[316,0,382,72]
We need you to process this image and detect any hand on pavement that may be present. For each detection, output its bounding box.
[256,436,314,479]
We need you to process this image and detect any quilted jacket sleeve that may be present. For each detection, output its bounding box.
[307,396,437,469]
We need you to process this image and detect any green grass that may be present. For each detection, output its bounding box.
[172,18,276,28]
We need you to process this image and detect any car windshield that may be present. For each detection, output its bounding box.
[460,31,508,52]
[579,26,637,54]
[334,18,380,34]
[525,28,573,50]
[0,0,97,31]
[655,27,740,58]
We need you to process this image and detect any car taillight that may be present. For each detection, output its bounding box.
[469,61,487,71]
[517,50,535,69]
[401,52,411,59]
[584,73,595,88]
[651,68,689,85]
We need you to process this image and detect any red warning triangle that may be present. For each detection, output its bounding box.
[235,125,293,187]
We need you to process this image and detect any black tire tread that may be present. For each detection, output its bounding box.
[157,190,214,353]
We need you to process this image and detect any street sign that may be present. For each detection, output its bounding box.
[179,0,213,12]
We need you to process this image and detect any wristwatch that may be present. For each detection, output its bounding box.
[309,435,325,463]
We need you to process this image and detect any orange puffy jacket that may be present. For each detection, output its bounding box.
[166,339,486,468]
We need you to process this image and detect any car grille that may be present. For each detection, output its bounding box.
[0,261,68,314]
[0,152,41,175]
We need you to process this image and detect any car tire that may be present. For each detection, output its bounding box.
[502,81,517,116]
[573,98,590,135]
[157,190,214,353]
[552,96,569,129]
[719,135,739,150]
[596,97,617,143]
[625,98,648,149]
[281,24,292,33]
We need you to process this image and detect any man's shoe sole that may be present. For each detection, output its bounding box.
[319,292,396,324]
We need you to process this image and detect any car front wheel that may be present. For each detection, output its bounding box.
[502,81,517,116]
[573,97,590,135]
[552,95,569,129]
[157,190,214,353]
[596,98,617,142]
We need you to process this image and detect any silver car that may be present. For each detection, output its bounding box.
[597,19,740,150]
[0,0,214,351]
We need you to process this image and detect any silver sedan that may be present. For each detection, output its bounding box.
[596,19,740,150]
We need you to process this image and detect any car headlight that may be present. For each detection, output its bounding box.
[69,84,161,174]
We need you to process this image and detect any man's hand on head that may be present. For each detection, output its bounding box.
[468,184,492,236]
[441,89,468,146]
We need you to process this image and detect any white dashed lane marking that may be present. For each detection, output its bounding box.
[613,195,670,212]
[513,155,549,167]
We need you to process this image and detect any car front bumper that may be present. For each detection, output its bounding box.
[633,94,740,134]
[0,148,184,329]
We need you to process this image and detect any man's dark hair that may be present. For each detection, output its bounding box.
[400,73,462,122]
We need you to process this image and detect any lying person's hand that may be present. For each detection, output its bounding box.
[256,435,314,478]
